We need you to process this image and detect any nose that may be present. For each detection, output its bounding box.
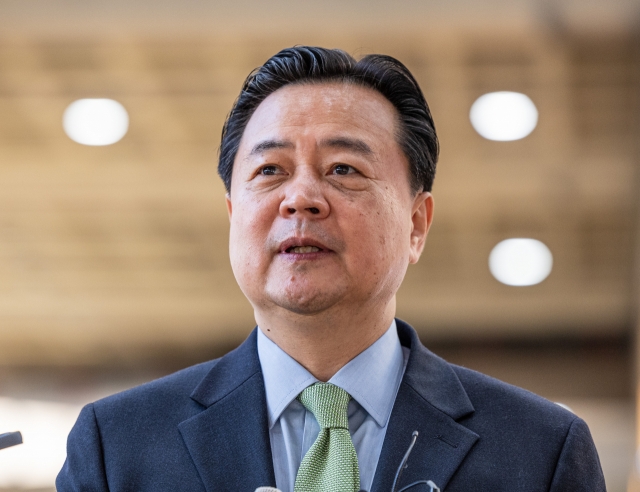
[279,172,329,219]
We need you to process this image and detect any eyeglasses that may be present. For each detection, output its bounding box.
[395,480,440,492]
[391,431,441,492]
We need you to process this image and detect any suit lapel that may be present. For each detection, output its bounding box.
[177,321,478,492]
[371,320,479,492]
[178,329,276,492]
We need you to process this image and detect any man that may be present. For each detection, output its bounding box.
[57,46,606,492]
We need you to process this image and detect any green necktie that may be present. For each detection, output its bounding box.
[293,382,360,492]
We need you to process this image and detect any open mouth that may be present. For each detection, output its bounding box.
[285,246,323,254]
[279,237,332,256]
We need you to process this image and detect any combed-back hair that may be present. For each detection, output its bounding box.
[218,46,439,194]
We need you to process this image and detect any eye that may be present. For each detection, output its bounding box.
[259,165,282,176]
[332,164,357,175]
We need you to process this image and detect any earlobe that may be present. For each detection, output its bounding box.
[225,193,232,221]
[409,192,434,264]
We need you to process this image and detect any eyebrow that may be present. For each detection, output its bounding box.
[247,136,374,157]
[249,139,294,156]
[319,137,373,156]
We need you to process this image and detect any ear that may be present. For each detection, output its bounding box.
[225,193,233,221]
[409,192,434,264]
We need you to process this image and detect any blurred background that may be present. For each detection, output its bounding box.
[0,0,638,490]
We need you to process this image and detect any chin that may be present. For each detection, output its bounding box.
[267,287,346,316]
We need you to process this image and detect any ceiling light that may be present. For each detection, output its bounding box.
[63,98,129,146]
[470,91,538,141]
[489,238,553,286]
[0,397,81,488]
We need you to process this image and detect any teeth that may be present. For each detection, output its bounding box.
[291,246,321,254]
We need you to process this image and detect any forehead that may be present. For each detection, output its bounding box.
[240,82,400,147]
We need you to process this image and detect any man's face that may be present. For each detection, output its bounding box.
[227,83,433,317]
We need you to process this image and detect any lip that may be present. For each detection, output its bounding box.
[278,237,333,254]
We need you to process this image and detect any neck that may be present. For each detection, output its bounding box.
[255,298,396,382]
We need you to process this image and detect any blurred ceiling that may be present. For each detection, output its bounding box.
[1,0,639,35]
[0,0,638,365]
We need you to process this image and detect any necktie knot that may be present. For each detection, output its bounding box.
[298,382,350,430]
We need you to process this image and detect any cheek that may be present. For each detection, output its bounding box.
[346,197,410,271]
[229,203,270,273]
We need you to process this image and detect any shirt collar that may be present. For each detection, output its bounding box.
[257,329,318,428]
[257,320,404,429]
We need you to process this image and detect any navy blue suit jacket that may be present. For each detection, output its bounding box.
[57,320,606,491]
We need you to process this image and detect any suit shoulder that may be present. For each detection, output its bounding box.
[451,363,577,428]
[93,358,219,416]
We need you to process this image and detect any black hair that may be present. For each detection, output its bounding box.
[218,46,439,194]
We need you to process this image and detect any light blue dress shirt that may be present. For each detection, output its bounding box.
[257,320,409,492]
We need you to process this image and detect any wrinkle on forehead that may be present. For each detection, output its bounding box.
[243,82,400,143]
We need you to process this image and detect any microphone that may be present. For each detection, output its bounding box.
[0,431,23,451]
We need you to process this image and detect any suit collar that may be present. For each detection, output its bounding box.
[179,329,277,492]
[187,320,474,419]
[371,320,479,492]
[189,328,263,408]
[396,319,474,420]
